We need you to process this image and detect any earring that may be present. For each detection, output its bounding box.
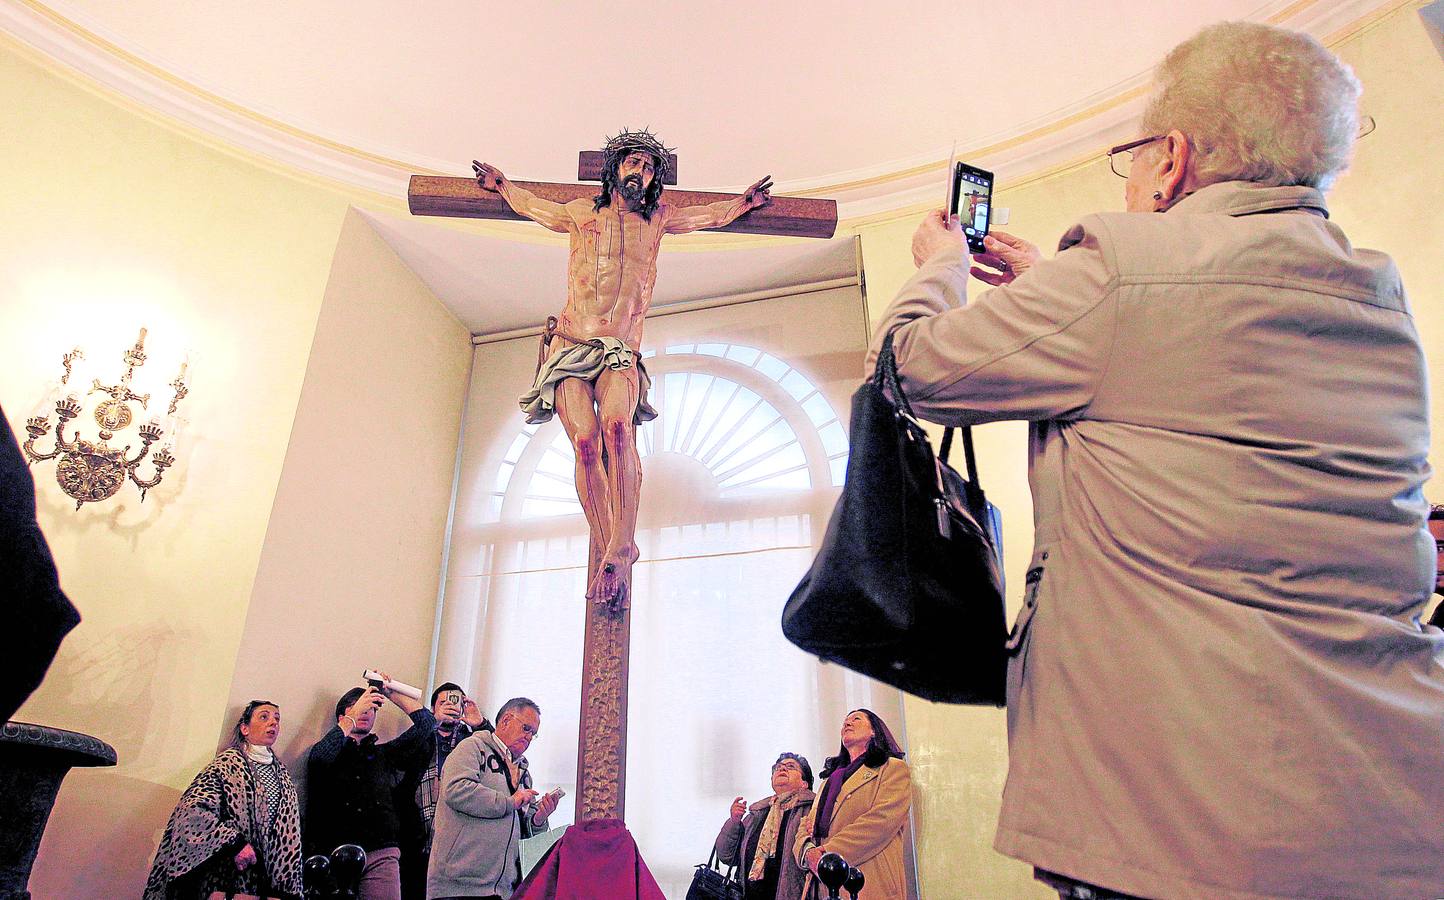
[1152,190,1163,201]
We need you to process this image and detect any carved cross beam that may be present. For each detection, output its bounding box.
[407,176,838,239]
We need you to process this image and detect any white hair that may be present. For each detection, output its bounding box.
[1142,21,1362,191]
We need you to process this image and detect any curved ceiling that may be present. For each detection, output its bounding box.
[3,0,1391,219]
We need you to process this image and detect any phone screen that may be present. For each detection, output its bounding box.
[951,163,994,253]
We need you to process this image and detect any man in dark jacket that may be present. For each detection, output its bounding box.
[307,677,434,900]
[396,681,491,900]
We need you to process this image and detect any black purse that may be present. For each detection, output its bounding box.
[685,848,743,900]
[782,330,1008,705]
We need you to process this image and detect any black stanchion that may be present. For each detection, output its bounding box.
[845,865,866,898]
[304,844,366,900]
[818,852,850,900]
[302,854,332,898]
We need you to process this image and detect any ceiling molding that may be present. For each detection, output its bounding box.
[1,0,1404,227]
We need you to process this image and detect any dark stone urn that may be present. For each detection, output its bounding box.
[0,721,117,900]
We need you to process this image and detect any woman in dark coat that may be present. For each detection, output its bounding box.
[143,700,304,900]
[715,752,816,900]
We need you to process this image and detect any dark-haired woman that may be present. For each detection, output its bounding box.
[794,710,911,900]
[143,700,304,900]
[715,752,816,900]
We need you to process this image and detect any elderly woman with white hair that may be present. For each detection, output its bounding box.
[872,21,1442,900]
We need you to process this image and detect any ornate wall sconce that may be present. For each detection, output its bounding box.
[23,328,191,509]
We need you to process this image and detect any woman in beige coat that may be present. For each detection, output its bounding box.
[873,20,1442,900]
[793,710,911,899]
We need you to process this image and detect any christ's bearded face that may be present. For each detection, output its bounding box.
[615,151,657,205]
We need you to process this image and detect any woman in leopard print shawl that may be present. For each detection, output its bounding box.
[144,701,303,900]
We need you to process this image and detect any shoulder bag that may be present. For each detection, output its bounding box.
[685,847,743,900]
[781,330,1008,705]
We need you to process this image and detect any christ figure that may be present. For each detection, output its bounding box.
[474,131,772,609]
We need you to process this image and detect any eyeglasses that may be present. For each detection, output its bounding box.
[1106,135,1167,178]
[1107,116,1377,179]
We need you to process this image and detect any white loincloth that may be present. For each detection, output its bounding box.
[519,336,659,425]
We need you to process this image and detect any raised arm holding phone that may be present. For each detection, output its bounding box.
[306,672,437,899]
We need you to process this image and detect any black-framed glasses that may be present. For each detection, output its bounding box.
[1107,116,1377,178]
[1107,135,1166,178]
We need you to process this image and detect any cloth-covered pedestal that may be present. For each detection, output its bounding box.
[510,818,664,900]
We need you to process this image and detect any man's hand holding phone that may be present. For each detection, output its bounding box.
[533,787,564,823]
[511,787,539,810]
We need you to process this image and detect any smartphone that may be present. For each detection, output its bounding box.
[949,162,994,254]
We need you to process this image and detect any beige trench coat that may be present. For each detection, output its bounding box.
[793,757,911,900]
[870,181,1442,899]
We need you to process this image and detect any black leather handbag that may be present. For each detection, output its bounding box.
[782,330,1008,705]
[685,848,743,900]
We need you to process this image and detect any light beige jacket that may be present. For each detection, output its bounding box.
[870,182,1442,899]
[793,757,911,900]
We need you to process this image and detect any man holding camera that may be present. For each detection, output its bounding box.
[426,697,559,900]
[397,682,491,900]
[307,675,435,900]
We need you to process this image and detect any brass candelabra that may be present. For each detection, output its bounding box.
[23,328,190,509]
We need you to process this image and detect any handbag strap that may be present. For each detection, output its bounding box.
[874,330,914,419]
[706,846,740,883]
[877,329,983,489]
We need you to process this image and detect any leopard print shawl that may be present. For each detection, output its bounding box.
[143,747,303,900]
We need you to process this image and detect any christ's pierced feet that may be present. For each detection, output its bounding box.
[589,545,637,611]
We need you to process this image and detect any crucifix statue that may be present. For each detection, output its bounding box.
[479,131,773,610]
[409,131,836,828]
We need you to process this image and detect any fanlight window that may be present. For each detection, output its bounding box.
[487,343,847,521]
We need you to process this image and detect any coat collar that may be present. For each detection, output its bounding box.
[1168,180,1329,219]
[483,729,513,762]
[748,788,816,813]
[837,762,881,800]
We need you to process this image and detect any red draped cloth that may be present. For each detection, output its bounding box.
[510,818,664,900]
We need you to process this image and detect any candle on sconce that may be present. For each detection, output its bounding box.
[175,351,195,386]
[161,414,186,452]
[166,351,194,418]
[29,381,62,421]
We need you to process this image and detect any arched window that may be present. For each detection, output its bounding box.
[436,288,907,895]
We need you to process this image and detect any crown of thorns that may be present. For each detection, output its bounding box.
[601,128,674,180]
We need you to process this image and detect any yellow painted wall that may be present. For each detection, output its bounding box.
[0,35,467,898]
[856,7,1443,897]
[228,207,471,785]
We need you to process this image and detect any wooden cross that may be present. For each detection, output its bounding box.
[409,151,838,239]
[409,149,835,824]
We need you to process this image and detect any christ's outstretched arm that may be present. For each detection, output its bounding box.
[473,161,574,233]
[664,175,773,234]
